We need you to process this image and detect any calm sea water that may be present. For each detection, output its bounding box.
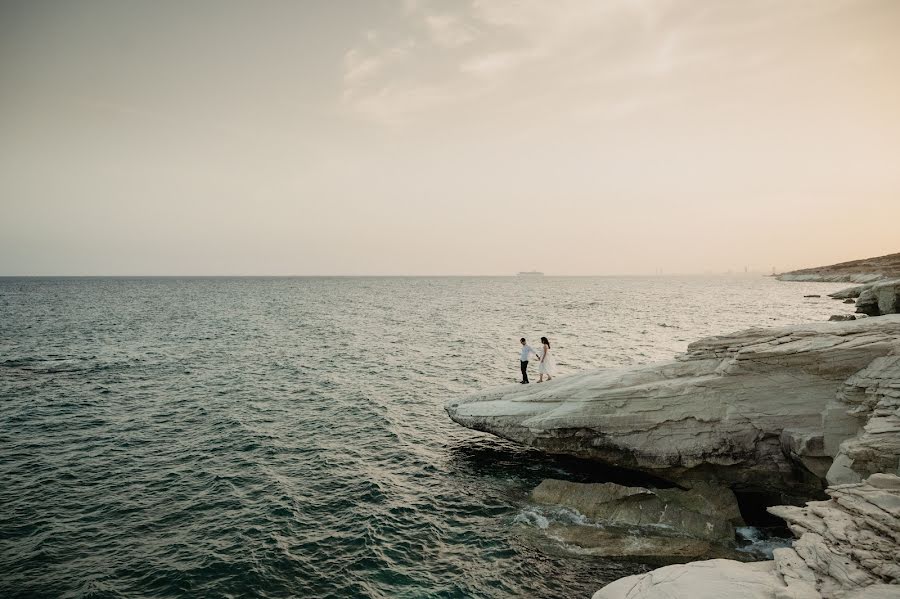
[0,276,855,598]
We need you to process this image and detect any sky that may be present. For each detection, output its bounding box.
[1,0,899,276]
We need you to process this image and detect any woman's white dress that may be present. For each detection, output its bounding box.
[538,346,556,375]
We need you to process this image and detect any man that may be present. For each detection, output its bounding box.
[519,338,537,384]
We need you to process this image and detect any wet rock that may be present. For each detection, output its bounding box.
[531,479,743,542]
[544,525,744,560]
[805,294,822,298]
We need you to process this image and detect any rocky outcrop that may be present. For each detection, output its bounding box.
[446,316,900,495]
[831,286,870,300]
[776,253,900,283]
[531,479,743,542]
[593,474,900,599]
[856,280,900,317]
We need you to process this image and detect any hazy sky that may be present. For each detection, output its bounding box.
[2,0,899,275]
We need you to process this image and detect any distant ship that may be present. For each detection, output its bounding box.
[517,270,544,276]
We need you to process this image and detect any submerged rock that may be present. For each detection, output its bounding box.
[845,299,857,304]
[446,316,900,495]
[531,479,743,542]
[593,474,900,599]
[829,315,857,322]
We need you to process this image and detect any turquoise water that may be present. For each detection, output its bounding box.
[0,276,853,598]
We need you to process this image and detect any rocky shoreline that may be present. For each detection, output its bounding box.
[593,474,900,599]
[447,316,900,496]
[446,281,900,597]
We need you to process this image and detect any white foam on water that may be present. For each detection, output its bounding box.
[736,526,792,558]
[513,506,590,530]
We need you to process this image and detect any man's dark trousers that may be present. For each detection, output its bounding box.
[520,360,529,383]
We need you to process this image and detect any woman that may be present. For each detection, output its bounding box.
[537,336,556,382]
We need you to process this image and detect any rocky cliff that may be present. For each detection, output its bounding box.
[446,316,900,496]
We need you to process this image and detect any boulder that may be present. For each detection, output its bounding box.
[531,479,743,542]
[856,279,900,316]
[593,475,900,599]
[446,316,900,495]
[857,289,879,316]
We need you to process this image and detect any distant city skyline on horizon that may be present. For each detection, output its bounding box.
[2,1,899,276]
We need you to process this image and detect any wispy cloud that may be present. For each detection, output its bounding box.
[339,0,866,126]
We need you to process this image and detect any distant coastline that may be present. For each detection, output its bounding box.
[775,251,900,283]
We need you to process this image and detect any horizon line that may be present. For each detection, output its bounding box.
[0,272,780,278]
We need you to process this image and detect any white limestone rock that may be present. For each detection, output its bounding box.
[592,559,783,599]
[446,316,900,494]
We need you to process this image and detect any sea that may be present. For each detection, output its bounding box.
[0,275,856,598]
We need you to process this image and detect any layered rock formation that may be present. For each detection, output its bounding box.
[446,316,900,496]
[827,356,900,485]
[776,253,900,283]
[593,474,900,599]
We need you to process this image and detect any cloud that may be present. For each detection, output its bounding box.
[338,0,866,126]
[425,14,475,48]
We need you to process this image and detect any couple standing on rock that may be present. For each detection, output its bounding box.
[519,337,556,384]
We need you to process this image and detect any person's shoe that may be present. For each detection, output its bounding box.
[520,381,529,384]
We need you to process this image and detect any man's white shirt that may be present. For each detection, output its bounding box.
[520,345,536,361]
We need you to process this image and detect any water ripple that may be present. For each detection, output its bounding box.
[0,276,852,597]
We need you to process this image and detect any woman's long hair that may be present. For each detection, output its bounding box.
[540,336,550,348]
